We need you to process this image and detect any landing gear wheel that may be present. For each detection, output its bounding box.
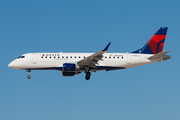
[85,72,91,80]
[86,72,91,76]
[27,75,31,79]
[85,76,90,80]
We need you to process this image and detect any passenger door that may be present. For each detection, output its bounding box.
[32,53,37,64]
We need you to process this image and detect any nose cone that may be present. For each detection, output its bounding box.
[8,61,15,68]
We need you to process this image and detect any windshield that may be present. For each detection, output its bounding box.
[17,56,25,59]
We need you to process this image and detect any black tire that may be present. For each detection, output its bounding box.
[27,75,31,79]
[85,76,90,80]
[85,71,91,80]
[86,72,91,77]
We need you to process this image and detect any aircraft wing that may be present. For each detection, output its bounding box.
[77,42,111,68]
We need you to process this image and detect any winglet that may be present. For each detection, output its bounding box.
[103,42,111,51]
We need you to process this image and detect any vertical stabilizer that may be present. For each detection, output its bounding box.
[132,27,168,54]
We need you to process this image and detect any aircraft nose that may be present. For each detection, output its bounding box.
[8,61,15,68]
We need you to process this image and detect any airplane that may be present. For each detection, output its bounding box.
[8,27,171,80]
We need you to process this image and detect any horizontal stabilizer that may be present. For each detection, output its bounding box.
[148,51,169,60]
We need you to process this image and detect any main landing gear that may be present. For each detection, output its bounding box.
[85,71,91,80]
[26,69,31,79]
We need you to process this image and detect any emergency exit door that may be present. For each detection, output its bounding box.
[126,53,131,64]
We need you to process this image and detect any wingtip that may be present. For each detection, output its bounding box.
[103,42,111,51]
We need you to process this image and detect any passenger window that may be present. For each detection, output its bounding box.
[117,57,119,59]
[62,56,64,58]
[70,56,72,58]
[79,56,81,58]
[74,56,76,58]
[54,56,56,58]
[66,56,68,58]
[113,57,115,59]
[109,57,111,59]
[84,56,85,58]
[41,56,43,58]
[105,57,107,58]
[122,57,123,59]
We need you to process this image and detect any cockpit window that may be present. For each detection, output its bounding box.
[17,56,25,59]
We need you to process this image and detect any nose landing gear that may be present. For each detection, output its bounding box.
[26,69,31,79]
[27,75,31,79]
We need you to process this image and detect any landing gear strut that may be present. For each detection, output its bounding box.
[26,69,31,79]
[85,72,91,80]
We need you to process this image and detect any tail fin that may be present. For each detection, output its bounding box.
[132,27,168,54]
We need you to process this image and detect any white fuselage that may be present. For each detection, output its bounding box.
[8,52,158,72]
[8,27,170,80]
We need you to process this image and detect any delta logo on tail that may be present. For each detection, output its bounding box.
[132,27,167,54]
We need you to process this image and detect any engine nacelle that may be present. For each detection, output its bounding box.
[62,72,81,76]
[63,63,80,71]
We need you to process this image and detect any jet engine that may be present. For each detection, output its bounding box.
[62,72,81,76]
[63,63,80,71]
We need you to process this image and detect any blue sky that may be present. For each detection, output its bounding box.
[0,0,180,120]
